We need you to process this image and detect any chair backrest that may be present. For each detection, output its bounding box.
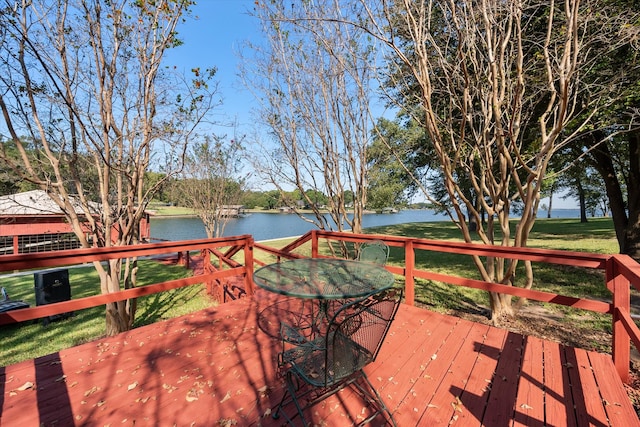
[357,240,389,265]
[322,287,403,385]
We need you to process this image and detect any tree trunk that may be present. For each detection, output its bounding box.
[100,259,137,336]
[624,129,640,259]
[489,292,514,323]
[577,180,588,223]
[105,301,134,336]
[589,132,629,253]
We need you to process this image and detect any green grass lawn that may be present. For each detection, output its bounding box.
[0,217,620,366]
[0,260,207,365]
[367,217,618,352]
[147,204,197,216]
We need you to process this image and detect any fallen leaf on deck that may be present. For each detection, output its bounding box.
[127,381,138,391]
[15,381,34,391]
[84,386,99,396]
[220,391,232,403]
[257,385,268,397]
[520,403,533,410]
[451,396,463,412]
[162,383,177,393]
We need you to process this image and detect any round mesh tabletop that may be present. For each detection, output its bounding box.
[253,258,395,299]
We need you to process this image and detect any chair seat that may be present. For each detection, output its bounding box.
[282,332,373,387]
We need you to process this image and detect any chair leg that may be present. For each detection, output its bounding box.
[354,371,397,427]
[272,370,308,426]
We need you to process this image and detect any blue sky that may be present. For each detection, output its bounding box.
[165,0,259,131]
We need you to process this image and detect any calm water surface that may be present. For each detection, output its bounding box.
[151,209,583,242]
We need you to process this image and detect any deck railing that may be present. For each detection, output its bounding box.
[0,235,255,326]
[254,230,640,383]
[1,230,639,383]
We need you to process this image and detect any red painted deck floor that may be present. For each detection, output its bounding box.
[1,291,639,426]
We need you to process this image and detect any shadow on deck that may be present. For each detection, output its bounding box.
[1,291,638,426]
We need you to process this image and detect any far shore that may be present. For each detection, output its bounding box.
[148,207,397,217]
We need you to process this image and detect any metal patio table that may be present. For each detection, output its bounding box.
[253,258,395,300]
[254,258,395,342]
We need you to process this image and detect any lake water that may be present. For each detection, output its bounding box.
[151,209,584,242]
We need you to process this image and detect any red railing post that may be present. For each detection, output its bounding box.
[245,237,255,296]
[201,248,213,295]
[405,239,415,305]
[608,255,630,383]
[311,230,319,258]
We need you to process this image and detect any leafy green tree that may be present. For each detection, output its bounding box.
[367,118,417,210]
[549,0,640,256]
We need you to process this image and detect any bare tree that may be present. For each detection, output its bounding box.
[177,130,248,238]
[243,1,379,243]
[246,0,637,321]
[0,0,216,335]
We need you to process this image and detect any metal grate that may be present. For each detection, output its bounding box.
[5,233,83,254]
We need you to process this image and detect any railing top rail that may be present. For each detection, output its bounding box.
[0,235,254,272]
[314,230,608,268]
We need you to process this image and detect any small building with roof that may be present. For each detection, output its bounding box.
[0,190,150,255]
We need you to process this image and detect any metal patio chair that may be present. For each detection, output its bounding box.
[357,240,389,265]
[273,287,403,426]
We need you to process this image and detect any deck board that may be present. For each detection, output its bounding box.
[1,291,639,426]
[513,333,545,427]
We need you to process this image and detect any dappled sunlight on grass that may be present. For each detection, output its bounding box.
[0,259,212,366]
[528,217,617,253]
[414,279,490,316]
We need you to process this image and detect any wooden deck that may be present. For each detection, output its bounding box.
[1,291,639,426]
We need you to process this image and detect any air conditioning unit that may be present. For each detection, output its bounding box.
[34,269,72,325]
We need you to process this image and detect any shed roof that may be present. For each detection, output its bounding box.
[0,190,96,216]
